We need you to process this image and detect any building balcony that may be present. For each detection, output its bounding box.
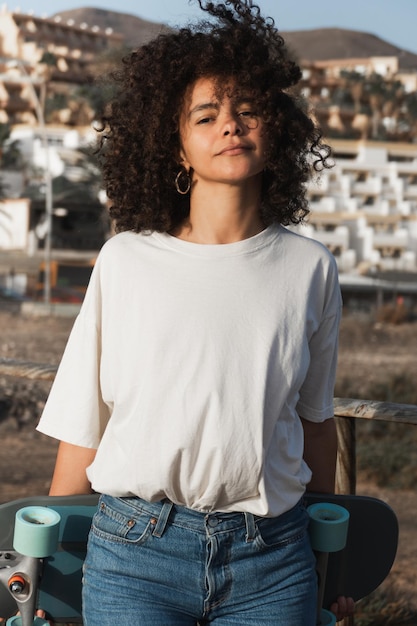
[309,226,350,249]
[352,178,383,195]
[308,196,336,213]
[404,184,417,198]
[373,230,409,250]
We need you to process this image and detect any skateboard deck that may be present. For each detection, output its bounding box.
[305,492,398,609]
[0,492,398,622]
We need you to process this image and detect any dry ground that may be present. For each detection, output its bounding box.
[336,317,417,617]
[1,310,417,619]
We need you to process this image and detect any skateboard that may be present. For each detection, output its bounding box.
[0,492,398,625]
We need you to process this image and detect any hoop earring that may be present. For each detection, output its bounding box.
[175,169,191,195]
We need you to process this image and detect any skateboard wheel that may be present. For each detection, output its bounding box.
[13,506,61,558]
[307,502,349,553]
[6,617,49,626]
[318,608,336,625]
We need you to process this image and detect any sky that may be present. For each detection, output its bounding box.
[5,0,417,55]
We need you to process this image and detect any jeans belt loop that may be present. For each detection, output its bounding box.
[152,500,174,538]
[244,512,256,542]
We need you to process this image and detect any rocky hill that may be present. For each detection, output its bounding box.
[283,27,417,70]
[51,7,171,48]
[52,7,417,70]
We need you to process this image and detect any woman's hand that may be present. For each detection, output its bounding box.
[35,610,52,624]
[0,610,52,625]
[331,596,355,622]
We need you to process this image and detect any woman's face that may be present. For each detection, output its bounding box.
[179,77,267,189]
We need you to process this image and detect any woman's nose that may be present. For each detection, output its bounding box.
[223,121,243,136]
[222,114,244,136]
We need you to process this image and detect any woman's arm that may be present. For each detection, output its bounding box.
[49,441,97,496]
[300,416,337,493]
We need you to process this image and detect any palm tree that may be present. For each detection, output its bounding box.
[363,73,390,140]
[341,70,365,115]
[403,92,417,142]
[334,70,411,141]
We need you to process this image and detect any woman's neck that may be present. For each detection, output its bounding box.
[173,179,265,244]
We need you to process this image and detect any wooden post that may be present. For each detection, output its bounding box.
[335,416,356,496]
[335,416,356,626]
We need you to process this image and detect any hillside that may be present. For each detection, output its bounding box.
[282,27,417,70]
[51,7,171,48]
[52,7,417,70]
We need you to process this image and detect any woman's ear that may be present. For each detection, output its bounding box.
[179,151,190,171]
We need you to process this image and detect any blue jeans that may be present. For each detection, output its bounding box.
[82,495,317,625]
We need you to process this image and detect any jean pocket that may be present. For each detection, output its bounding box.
[91,497,155,545]
[254,502,309,550]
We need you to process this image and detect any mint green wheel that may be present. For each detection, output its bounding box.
[13,506,61,558]
[319,608,336,625]
[308,502,349,553]
[6,617,49,626]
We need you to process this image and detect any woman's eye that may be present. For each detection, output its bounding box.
[239,110,259,128]
[239,110,257,118]
[197,116,214,125]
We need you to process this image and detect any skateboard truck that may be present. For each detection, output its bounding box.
[308,501,350,626]
[0,506,61,626]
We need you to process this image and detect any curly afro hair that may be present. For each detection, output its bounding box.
[97,0,331,233]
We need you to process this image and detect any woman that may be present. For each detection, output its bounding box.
[37,1,353,623]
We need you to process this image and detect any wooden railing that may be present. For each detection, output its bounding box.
[0,358,57,381]
[334,398,417,626]
[2,358,417,626]
[334,397,417,496]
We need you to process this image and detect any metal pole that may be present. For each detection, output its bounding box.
[9,60,52,305]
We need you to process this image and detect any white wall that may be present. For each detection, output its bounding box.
[0,198,30,250]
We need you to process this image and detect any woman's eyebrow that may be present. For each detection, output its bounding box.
[235,96,256,105]
[188,102,219,117]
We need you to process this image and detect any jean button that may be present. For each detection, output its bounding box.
[207,516,218,527]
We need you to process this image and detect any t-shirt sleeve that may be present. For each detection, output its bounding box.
[37,261,110,448]
[296,257,342,423]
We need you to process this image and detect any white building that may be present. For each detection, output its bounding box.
[3,127,417,281]
[7,124,96,189]
[296,139,417,275]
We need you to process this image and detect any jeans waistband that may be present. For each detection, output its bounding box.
[102,495,259,541]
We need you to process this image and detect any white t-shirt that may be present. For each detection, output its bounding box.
[37,224,342,517]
